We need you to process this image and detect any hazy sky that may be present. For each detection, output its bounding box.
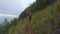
[0,0,36,18]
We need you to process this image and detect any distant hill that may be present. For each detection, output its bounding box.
[0,16,17,24]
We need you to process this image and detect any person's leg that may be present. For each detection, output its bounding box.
[29,16,31,21]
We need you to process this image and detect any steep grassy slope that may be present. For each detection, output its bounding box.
[8,0,60,34]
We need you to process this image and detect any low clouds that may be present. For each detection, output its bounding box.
[0,13,18,18]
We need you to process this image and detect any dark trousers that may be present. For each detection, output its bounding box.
[29,16,31,21]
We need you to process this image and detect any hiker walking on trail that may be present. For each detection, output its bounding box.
[28,12,32,21]
[27,12,34,34]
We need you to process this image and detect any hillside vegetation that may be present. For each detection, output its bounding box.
[0,0,60,34]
